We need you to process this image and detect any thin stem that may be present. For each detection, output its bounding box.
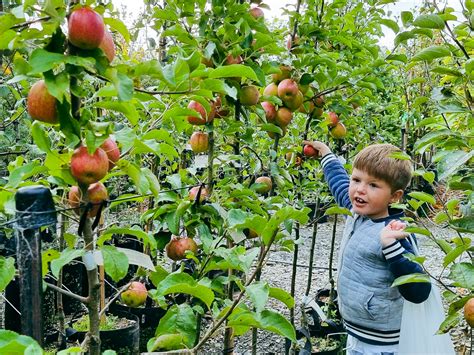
[45,282,88,304]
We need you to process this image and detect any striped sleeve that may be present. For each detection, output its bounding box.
[321,153,352,210]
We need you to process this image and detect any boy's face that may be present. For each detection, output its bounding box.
[349,168,403,219]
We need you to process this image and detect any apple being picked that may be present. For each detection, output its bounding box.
[100,138,120,170]
[166,236,199,261]
[68,6,105,50]
[70,146,109,185]
[27,80,58,124]
[303,145,318,158]
[121,281,148,308]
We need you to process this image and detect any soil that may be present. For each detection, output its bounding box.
[200,216,473,355]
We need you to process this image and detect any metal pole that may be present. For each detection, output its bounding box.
[15,186,56,345]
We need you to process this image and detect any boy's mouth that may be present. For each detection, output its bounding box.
[354,197,366,204]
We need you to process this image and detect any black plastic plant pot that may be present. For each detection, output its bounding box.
[305,202,328,224]
[307,289,344,337]
[295,329,345,355]
[109,302,166,329]
[67,310,140,354]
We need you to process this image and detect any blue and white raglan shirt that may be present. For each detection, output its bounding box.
[321,153,431,345]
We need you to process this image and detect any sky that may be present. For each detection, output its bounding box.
[112,0,464,49]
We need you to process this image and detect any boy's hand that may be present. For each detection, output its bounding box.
[302,141,331,157]
[380,220,409,247]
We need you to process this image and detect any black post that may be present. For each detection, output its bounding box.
[15,186,56,346]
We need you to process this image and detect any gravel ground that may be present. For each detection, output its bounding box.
[200,216,473,355]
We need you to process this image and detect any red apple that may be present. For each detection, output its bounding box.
[249,7,264,19]
[68,6,105,50]
[68,182,108,218]
[187,100,215,125]
[189,186,209,202]
[284,90,304,111]
[99,30,115,62]
[70,146,109,185]
[121,282,147,308]
[100,138,120,170]
[189,131,209,153]
[275,107,293,127]
[314,95,325,108]
[239,85,260,106]
[261,101,277,122]
[303,145,318,158]
[327,111,339,128]
[254,176,272,194]
[165,236,198,261]
[330,122,347,139]
[263,83,278,97]
[27,80,58,124]
[226,54,243,65]
[278,79,299,103]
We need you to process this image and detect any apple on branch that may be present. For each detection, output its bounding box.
[121,282,148,308]
[165,236,199,261]
[68,6,105,50]
[27,80,58,124]
[70,146,109,185]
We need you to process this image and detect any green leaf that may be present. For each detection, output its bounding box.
[412,14,445,29]
[408,191,436,205]
[380,19,399,33]
[260,310,296,341]
[31,121,51,153]
[437,150,474,181]
[411,46,451,62]
[404,226,431,236]
[261,206,310,245]
[101,245,129,282]
[99,227,157,250]
[209,64,258,81]
[95,101,139,125]
[147,334,186,352]
[394,31,416,46]
[443,244,470,267]
[0,257,15,292]
[246,282,269,313]
[391,273,430,286]
[153,303,197,349]
[450,217,474,234]
[448,263,474,289]
[6,161,47,188]
[324,206,352,216]
[401,11,413,26]
[269,287,295,309]
[0,330,43,354]
[42,249,60,277]
[155,273,214,308]
[50,248,84,278]
[437,312,460,334]
[104,17,130,43]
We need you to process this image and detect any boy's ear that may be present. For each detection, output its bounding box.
[391,189,404,203]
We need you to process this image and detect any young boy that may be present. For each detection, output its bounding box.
[302,141,431,355]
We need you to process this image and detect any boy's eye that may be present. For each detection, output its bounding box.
[351,177,360,182]
[369,183,378,188]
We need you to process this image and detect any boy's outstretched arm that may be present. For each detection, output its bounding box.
[302,141,352,210]
[381,221,431,303]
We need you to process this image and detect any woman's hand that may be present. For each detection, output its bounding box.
[302,140,331,157]
[380,220,409,247]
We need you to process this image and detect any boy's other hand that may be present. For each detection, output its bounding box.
[380,220,409,247]
[302,141,331,157]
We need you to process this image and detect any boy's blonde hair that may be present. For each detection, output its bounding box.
[353,144,412,192]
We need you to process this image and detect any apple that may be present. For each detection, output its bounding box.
[314,95,325,108]
[277,79,299,103]
[312,107,323,118]
[263,83,278,97]
[464,298,474,327]
[189,186,209,202]
[285,152,302,166]
[271,65,292,83]
[68,182,108,218]
[189,131,209,153]
[286,35,301,52]
[330,122,347,139]
[254,176,272,194]
[187,100,214,125]
[275,107,293,127]
[283,90,304,111]
[121,281,147,308]
[68,6,105,50]
[303,145,318,158]
[249,7,264,19]
[99,30,115,62]
[261,102,277,122]
[27,80,58,124]
[239,85,260,106]
[226,54,243,65]
[70,146,109,185]
[326,111,339,128]
[214,96,230,118]
[100,138,120,170]
[165,236,198,261]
